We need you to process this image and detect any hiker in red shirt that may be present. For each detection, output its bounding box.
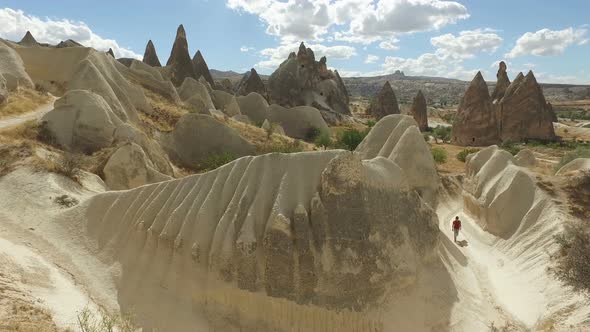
[452,216,462,243]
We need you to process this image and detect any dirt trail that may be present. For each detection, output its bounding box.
[0,97,56,130]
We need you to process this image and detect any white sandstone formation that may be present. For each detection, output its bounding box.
[0,39,34,90]
[41,90,121,153]
[236,92,269,124]
[556,158,590,175]
[103,143,172,190]
[356,114,439,207]
[161,113,255,168]
[267,104,329,139]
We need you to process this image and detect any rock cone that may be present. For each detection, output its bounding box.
[367,81,400,120]
[143,40,161,67]
[410,90,428,131]
[451,72,500,146]
[236,68,267,99]
[106,48,115,58]
[267,42,351,121]
[166,24,195,86]
[498,71,556,141]
[19,31,39,47]
[491,61,510,102]
[192,50,215,87]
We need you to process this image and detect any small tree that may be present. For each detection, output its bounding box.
[314,131,332,149]
[431,147,448,164]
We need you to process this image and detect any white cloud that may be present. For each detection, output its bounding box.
[240,46,254,52]
[431,29,502,59]
[379,37,400,50]
[256,42,356,70]
[490,60,511,68]
[0,8,140,59]
[227,0,469,44]
[365,54,379,64]
[505,27,588,58]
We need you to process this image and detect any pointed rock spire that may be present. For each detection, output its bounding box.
[367,81,400,120]
[498,69,555,141]
[410,90,428,132]
[192,50,215,87]
[451,71,500,146]
[237,68,267,98]
[143,40,162,67]
[166,24,196,86]
[19,31,39,47]
[106,48,115,58]
[491,61,510,102]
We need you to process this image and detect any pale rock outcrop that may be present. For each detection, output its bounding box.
[166,25,196,86]
[161,113,255,168]
[217,78,234,93]
[0,74,7,106]
[236,92,269,124]
[75,146,438,331]
[56,39,83,48]
[18,31,39,47]
[367,81,400,120]
[232,114,252,124]
[410,90,428,131]
[236,68,267,99]
[0,40,34,91]
[177,77,215,114]
[491,61,510,102]
[198,76,213,93]
[497,71,556,142]
[120,59,181,103]
[268,104,329,139]
[463,146,542,237]
[356,115,439,207]
[556,158,590,175]
[192,50,215,87]
[142,40,162,67]
[515,149,536,167]
[113,123,173,176]
[42,90,121,153]
[103,143,172,190]
[211,90,241,116]
[267,43,351,123]
[451,72,500,146]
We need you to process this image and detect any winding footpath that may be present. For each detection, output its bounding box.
[0,96,56,131]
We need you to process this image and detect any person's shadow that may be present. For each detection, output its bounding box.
[457,239,469,247]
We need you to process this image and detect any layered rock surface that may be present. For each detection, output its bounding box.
[267,105,329,139]
[75,118,440,330]
[491,61,510,102]
[166,25,195,86]
[143,40,162,67]
[367,81,400,120]
[236,68,267,99]
[410,90,428,131]
[0,40,34,90]
[451,72,500,146]
[192,50,215,87]
[267,43,351,124]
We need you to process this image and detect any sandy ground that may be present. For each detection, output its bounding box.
[0,97,55,130]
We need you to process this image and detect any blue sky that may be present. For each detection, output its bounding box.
[0,0,588,83]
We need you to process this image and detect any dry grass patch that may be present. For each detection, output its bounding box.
[0,89,51,118]
[142,89,188,132]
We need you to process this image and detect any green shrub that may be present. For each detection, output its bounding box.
[77,307,135,332]
[258,139,304,154]
[366,120,376,128]
[200,152,237,171]
[456,148,480,162]
[431,147,448,164]
[304,127,322,142]
[554,222,590,295]
[500,140,521,156]
[432,125,451,143]
[335,128,367,151]
[555,147,590,172]
[314,131,332,148]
